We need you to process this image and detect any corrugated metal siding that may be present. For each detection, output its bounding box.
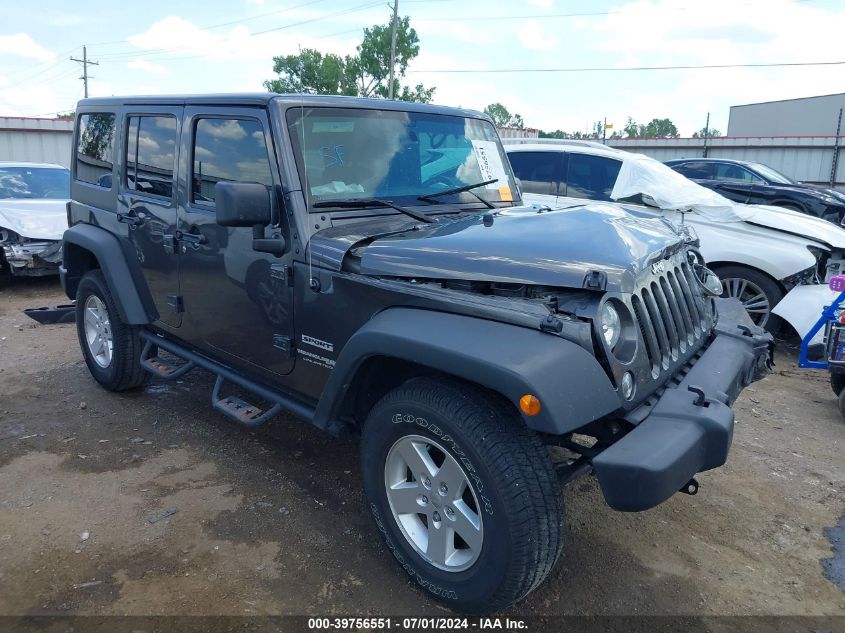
[607,136,845,190]
[728,93,845,137]
[0,117,74,168]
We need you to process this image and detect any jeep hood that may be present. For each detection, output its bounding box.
[0,199,68,241]
[355,204,684,293]
[610,152,845,249]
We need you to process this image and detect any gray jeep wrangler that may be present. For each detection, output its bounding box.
[62,94,772,613]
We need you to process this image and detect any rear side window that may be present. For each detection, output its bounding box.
[192,118,273,205]
[508,152,558,195]
[564,154,622,201]
[126,115,177,199]
[76,112,116,188]
[714,163,763,184]
[671,161,714,180]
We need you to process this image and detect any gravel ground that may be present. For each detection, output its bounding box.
[0,277,843,618]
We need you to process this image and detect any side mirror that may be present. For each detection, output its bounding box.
[215,181,271,227]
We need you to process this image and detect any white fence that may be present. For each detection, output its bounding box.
[0,117,74,167]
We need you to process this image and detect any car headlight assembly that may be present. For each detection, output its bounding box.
[693,264,723,296]
[600,301,622,349]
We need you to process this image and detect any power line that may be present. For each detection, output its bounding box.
[94,0,383,62]
[408,60,845,74]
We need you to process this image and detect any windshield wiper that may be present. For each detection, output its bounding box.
[417,178,499,209]
[312,198,436,223]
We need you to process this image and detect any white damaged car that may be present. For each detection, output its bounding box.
[0,162,69,286]
[505,141,845,333]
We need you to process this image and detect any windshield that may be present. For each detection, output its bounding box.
[286,107,518,210]
[748,162,796,185]
[0,166,70,200]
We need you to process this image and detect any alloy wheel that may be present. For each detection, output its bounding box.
[83,295,114,368]
[721,277,771,327]
[383,434,484,572]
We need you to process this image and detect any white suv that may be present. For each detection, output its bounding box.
[505,140,845,332]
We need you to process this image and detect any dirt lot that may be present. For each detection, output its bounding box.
[1,278,843,618]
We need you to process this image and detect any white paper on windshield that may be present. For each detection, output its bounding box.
[772,284,839,344]
[471,140,510,199]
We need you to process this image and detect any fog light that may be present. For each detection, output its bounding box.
[621,372,635,400]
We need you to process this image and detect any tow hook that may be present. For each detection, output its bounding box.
[687,385,708,407]
[680,478,699,496]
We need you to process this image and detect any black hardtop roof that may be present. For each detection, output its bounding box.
[77,93,488,119]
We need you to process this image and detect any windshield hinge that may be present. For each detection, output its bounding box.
[583,270,607,290]
[271,263,294,287]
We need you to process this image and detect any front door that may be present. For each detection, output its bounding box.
[119,106,183,328]
[176,107,295,377]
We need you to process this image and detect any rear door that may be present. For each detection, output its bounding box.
[177,107,295,377]
[119,106,183,328]
[710,162,762,203]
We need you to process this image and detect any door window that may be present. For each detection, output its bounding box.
[507,152,558,195]
[564,153,622,201]
[126,115,177,199]
[75,112,116,188]
[714,163,763,184]
[671,161,714,180]
[192,118,274,205]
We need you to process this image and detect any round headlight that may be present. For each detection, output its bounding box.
[600,302,621,349]
[702,269,723,296]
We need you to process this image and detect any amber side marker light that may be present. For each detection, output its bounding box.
[519,394,542,416]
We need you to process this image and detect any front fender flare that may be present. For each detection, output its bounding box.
[313,308,620,434]
[62,223,156,324]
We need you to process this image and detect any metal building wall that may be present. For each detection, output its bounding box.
[728,93,845,137]
[607,136,845,190]
[0,117,74,167]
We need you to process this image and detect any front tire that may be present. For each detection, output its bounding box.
[360,377,563,613]
[75,269,148,391]
[714,265,784,334]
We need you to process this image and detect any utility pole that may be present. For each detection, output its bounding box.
[387,0,399,100]
[702,112,710,158]
[70,45,98,99]
[602,117,607,144]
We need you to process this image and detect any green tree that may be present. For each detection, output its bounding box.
[263,48,356,96]
[692,126,722,138]
[56,111,75,120]
[263,15,434,103]
[623,117,680,138]
[483,103,524,128]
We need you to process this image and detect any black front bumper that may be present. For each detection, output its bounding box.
[592,298,773,512]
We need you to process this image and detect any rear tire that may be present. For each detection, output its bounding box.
[75,269,148,391]
[838,388,845,421]
[360,377,563,613]
[713,265,784,335]
[832,373,845,397]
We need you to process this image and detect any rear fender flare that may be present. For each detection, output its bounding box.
[62,223,156,324]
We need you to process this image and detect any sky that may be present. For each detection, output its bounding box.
[1,0,844,136]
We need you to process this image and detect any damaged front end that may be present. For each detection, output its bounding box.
[0,228,63,279]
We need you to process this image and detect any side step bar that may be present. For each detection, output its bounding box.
[139,331,315,427]
[140,340,196,379]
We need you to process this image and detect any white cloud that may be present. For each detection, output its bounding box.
[0,33,54,62]
[588,0,845,134]
[517,20,558,51]
[127,59,169,75]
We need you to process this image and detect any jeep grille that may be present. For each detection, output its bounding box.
[631,261,713,379]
